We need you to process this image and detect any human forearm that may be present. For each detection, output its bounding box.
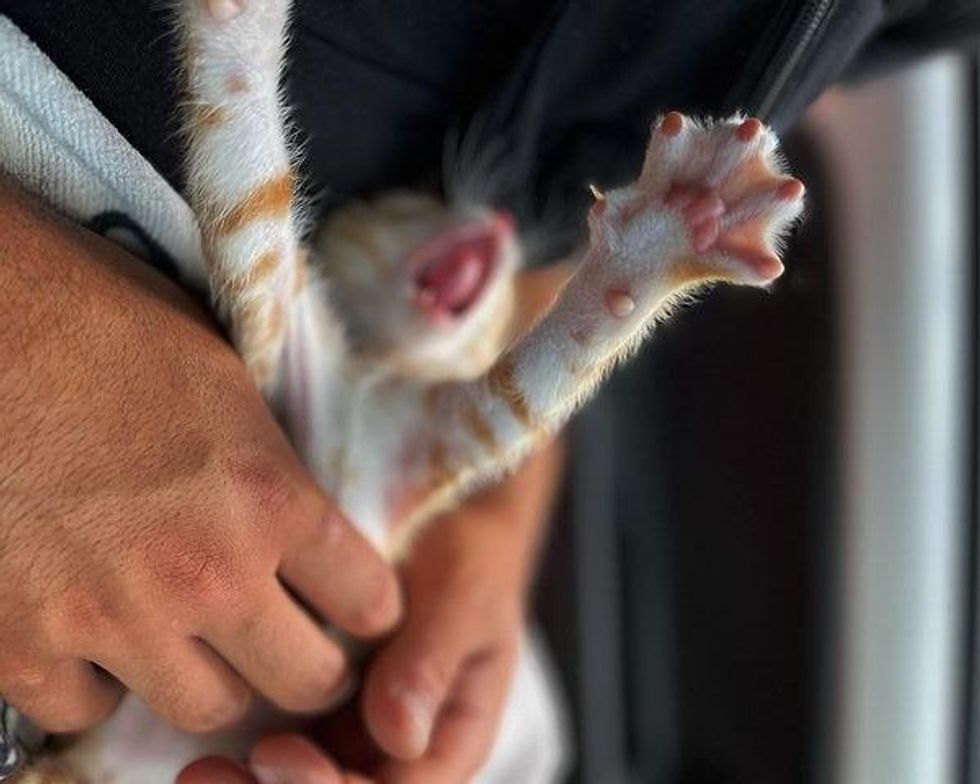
[438,437,565,600]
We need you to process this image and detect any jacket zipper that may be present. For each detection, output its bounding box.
[728,0,838,122]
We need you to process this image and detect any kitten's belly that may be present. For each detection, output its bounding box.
[318,385,430,553]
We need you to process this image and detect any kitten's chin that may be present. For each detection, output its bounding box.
[391,268,517,384]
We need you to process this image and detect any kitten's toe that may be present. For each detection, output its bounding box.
[205,0,246,21]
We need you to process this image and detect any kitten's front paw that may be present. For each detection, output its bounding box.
[591,112,804,288]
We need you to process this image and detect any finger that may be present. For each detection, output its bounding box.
[178,757,256,784]
[1,658,123,733]
[279,502,402,639]
[425,643,517,765]
[249,735,345,784]
[376,642,518,784]
[205,584,347,713]
[98,638,250,733]
[311,697,386,772]
[362,599,487,761]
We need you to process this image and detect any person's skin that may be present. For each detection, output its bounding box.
[0,179,403,734]
[178,436,564,784]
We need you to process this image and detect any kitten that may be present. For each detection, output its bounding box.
[11,0,804,780]
[174,0,804,555]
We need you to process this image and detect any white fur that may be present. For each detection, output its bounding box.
[175,0,304,383]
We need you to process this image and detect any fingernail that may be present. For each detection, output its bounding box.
[251,766,290,784]
[393,686,437,757]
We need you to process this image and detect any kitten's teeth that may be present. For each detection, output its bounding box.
[589,184,605,201]
[206,0,245,22]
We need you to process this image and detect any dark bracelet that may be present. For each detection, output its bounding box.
[0,700,46,781]
[0,700,23,780]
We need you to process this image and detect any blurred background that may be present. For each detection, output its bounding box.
[536,52,979,784]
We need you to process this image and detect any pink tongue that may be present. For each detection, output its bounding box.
[421,248,485,310]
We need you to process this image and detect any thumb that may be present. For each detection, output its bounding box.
[361,595,483,761]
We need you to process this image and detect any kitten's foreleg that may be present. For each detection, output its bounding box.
[397,114,804,547]
[176,0,326,391]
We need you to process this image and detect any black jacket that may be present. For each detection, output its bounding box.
[1,1,978,252]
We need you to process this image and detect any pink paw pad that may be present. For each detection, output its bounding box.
[605,288,636,318]
[206,0,245,21]
[659,111,685,138]
[226,72,249,93]
[665,186,726,253]
[777,179,805,201]
[735,117,763,143]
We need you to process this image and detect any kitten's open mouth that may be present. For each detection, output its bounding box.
[410,212,514,325]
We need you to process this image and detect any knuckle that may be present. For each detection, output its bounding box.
[289,497,350,556]
[152,536,250,612]
[319,507,352,543]
[60,588,123,642]
[226,459,298,529]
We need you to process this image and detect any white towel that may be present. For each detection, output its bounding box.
[0,15,205,289]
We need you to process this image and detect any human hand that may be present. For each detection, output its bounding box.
[0,182,402,734]
[177,439,563,784]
